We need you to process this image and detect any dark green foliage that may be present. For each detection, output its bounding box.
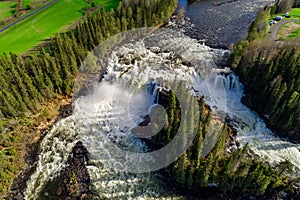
[230,8,271,67]
[228,2,299,194]
[154,88,289,195]
[0,0,290,196]
[26,4,33,10]
[275,0,295,13]
[0,0,177,119]
[233,44,300,137]
[0,0,178,196]
[231,3,300,139]
[246,7,271,42]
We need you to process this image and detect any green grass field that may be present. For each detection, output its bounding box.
[0,1,16,21]
[289,8,300,19]
[22,0,50,8]
[22,0,40,6]
[277,21,300,42]
[0,1,52,22]
[285,8,300,41]
[289,28,300,39]
[273,8,300,42]
[0,0,119,54]
[271,8,300,21]
[288,21,300,41]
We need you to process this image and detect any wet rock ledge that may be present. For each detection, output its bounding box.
[40,141,93,200]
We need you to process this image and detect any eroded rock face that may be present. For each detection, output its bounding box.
[40,141,92,200]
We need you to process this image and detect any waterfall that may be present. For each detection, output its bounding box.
[24,28,300,199]
[146,81,160,104]
[223,73,239,91]
[24,117,79,199]
[192,71,300,177]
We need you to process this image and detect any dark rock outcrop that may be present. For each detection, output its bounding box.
[6,101,73,200]
[40,141,93,200]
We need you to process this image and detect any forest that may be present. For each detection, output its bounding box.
[231,2,300,142]
[0,0,177,195]
[0,0,299,198]
[152,85,291,196]
[0,0,177,120]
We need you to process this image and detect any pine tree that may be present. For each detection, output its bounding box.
[186,164,194,187]
[173,151,188,184]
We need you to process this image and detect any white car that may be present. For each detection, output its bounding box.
[285,13,290,18]
[269,20,276,25]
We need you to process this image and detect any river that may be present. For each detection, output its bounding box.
[177,0,272,48]
[20,0,300,199]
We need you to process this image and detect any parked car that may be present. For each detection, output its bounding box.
[275,16,283,21]
[285,13,290,18]
[269,20,276,25]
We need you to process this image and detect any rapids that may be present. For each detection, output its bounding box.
[24,28,300,199]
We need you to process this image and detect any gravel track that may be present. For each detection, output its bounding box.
[269,19,300,46]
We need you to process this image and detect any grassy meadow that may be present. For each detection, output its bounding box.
[0,1,16,21]
[21,0,50,8]
[276,8,300,42]
[289,7,300,19]
[0,0,119,54]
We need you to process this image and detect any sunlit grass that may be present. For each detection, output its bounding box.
[288,27,300,41]
[289,8,300,19]
[0,0,119,54]
[277,21,300,41]
[0,1,16,21]
[22,0,44,7]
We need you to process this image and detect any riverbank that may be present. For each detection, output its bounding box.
[230,4,300,144]
[2,0,179,198]
[3,0,298,198]
[241,89,300,144]
[2,96,72,199]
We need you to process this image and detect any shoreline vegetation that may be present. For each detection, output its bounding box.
[2,96,72,198]
[0,0,299,199]
[231,0,300,143]
[1,0,178,198]
[151,87,291,197]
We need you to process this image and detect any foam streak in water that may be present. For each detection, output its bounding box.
[24,28,300,199]
[192,72,300,177]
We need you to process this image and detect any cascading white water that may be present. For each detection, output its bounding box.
[146,82,161,104]
[193,71,300,177]
[24,117,79,199]
[24,28,299,199]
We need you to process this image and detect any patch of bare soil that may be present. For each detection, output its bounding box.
[277,22,300,41]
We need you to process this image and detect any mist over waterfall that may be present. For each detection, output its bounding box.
[24,28,300,199]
